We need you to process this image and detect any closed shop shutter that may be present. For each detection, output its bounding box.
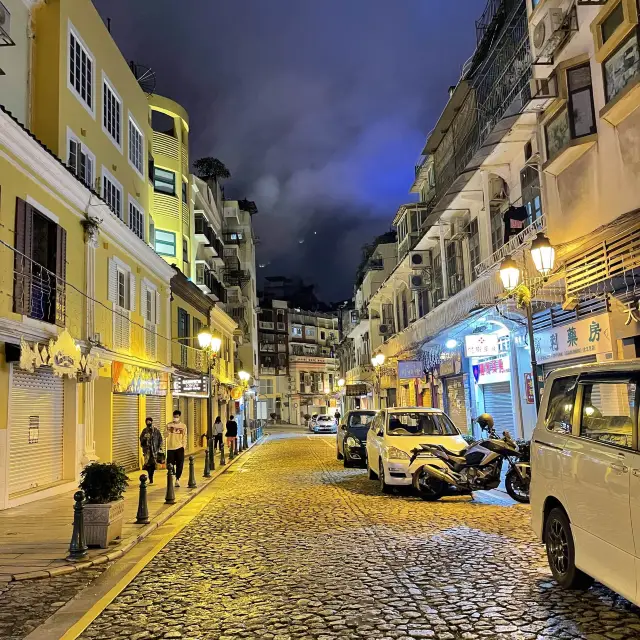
[483,381,516,438]
[146,396,166,434]
[194,399,202,449]
[542,355,597,378]
[112,394,140,472]
[445,376,467,432]
[9,367,64,496]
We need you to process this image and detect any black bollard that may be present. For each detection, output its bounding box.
[188,455,197,488]
[203,448,211,478]
[229,440,235,460]
[165,463,176,504]
[67,490,88,561]
[135,474,150,524]
[220,442,226,466]
[208,438,215,473]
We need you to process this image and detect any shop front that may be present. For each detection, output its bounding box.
[345,383,372,411]
[173,372,209,453]
[438,350,470,434]
[397,360,428,408]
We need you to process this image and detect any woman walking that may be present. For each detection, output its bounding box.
[140,417,164,484]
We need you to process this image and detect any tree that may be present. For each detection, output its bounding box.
[193,157,231,181]
[238,199,258,215]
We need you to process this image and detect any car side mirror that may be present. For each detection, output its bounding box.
[340,424,347,431]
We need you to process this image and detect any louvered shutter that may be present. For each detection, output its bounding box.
[55,226,67,327]
[140,280,148,321]
[14,198,33,315]
[107,258,118,302]
[129,272,136,312]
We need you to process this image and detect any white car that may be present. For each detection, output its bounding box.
[311,414,337,434]
[531,360,640,605]
[366,407,467,493]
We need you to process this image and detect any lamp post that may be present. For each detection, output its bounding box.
[238,370,251,448]
[197,330,222,469]
[499,233,555,413]
[371,354,385,409]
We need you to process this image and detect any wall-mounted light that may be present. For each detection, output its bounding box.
[445,339,458,350]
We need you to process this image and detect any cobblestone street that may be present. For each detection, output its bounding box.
[71,431,640,640]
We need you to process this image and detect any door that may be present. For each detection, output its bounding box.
[445,376,467,432]
[564,376,638,602]
[112,394,140,472]
[9,367,64,496]
[146,395,166,435]
[482,381,516,438]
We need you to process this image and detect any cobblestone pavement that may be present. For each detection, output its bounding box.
[77,432,640,640]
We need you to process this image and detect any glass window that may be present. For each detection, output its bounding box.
[291,326,303,337]
[387,412,459,436]
[182,181,188,204]
[155,230,176,256]
[490,205,504,254]
[602,2,624,43]
[604,32,640,103]
[128,200,144,240]
[68,137,94,188]
[103,174,122,219]
[154,168,176,195]
[116,268,128,309]
[103,79,121,146]
[579,380,636,449]
[128,117,144,175]
[521,165,542,225]
[544,376,578,434]
[468,218,480,280]
[69,28,93,110]
[567,65,596,138]
[545,108,570,160]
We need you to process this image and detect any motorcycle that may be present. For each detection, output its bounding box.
[409,414,531,503]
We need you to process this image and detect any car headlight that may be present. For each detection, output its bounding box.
[384,446,410,461]
[346,436,360,447]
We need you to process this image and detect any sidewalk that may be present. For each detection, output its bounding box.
[0,442,261,582]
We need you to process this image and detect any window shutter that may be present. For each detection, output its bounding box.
[55,225,67,327]
[68,139,77,171]
[107,258,118,303]
[14,198,33,315]
[155,289,161,327]
[140,280,148,321]
[129,272,136,313]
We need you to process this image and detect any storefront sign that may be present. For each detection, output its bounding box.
[534,313,612,363]
[173,374,209,397]
[439,351,461,377]
[472,356,510,385]
[398,360,424,380]
[465,334,500,357]
[346,383,369,397]
[524,373,535,404]
[112,363,167,395]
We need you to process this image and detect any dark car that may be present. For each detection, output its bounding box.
[336,410,378,467]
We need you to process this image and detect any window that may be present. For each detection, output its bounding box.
[148,153,155,184]
[102,77,122,147]
[567,65,596,139]
[544,376,578,434]
[292,326,303,337]
[128,199,144,241]
[432,253,443,307]
[68,26,93,113]
[545,108,570,160]
[387,412,459,436]
[490,205,504,254]
[102,172,123,219]
[183,237,189,276]
[306,326,316,338]
[320,331,326,340]
[299,372,305,390]
[579,379,637,449]
[521,165,542,225]
[446,240,463,296]
[117,268,128,309]
[604,32,640,102]
[602,2,625,43]
[259,379,274,395]
[155,230,176,256]
[128,115,144,176]
[468,218,480,280]
[151,110,175,137]
[154,168,176,195]
[145,287,155,324]
[177,307,190,367]
[182,181,188,204]
[149,217,156,248]
[193,317,203,344]
[67,135,94,189]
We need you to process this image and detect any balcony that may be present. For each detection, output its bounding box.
[195,261,227,302]
[195,213,225,263]
[172,341,207,373]
[224,231,246,244]
[223,256,251,288]
[152,131,179,162]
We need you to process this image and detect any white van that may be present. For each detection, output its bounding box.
[530,361,640,604]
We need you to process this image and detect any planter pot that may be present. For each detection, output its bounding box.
[83,499,125,549]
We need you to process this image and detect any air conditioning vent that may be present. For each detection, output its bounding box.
[409,251,429,269]
[379,324,393,336]
[409,273,427,290]
[532,9,566,62]
[0,2,12,46]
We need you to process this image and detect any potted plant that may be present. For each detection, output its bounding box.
[79,462,128,549]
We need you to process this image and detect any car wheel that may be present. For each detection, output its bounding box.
[415,470,445,502]
[344,449,353,468]
[505,469,530,504]
[544,507,594,590]
[337,446,343,461]
[379,460,392,494]
[368,461,378,480]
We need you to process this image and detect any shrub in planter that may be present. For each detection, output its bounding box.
[79,462,129,549]
[303,414,311,421]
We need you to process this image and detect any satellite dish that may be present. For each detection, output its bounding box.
[129,62,156,97]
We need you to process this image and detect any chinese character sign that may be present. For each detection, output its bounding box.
[464,334,500,357]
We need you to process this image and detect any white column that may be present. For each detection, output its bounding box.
[478,170,494,262]
[439,223,449,300]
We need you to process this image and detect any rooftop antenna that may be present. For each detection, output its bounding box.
[106,18,111,33]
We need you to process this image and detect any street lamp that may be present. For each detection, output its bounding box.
[499,236,556,412]
[238,370,251,448]
[197,329,222,469]
[371,354,386,408]
[337,378,345,388]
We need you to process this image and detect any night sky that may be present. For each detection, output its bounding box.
[94,0,485,302]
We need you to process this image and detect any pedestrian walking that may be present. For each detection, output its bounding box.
[334,410,341,426]
[140,417,164,484]
[213,416,224,451]
[166,410,187,487]
[226,415,238,456]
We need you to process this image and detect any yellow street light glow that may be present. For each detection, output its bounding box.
[197,330,212,349]
[338,378,345,387]
[499,256,521,292]
[211,336,222,354]
[530,232,555,277]
[238,370,250,382]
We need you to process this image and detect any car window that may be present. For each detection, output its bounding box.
[349,413,376,427]
[386,412,459,436]
[544,376,578,434]
[370,414,383,435]
[579,380,637,449]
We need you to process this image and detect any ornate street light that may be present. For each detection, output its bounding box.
[337,378,345,388]
[197,329,222,469]
[530,233,556,277]
[499,256,521,292]
[237,370,251,449]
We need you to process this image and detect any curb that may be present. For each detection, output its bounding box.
[8,435,268,582]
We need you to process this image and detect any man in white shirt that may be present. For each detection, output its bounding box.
[166,410,187,487]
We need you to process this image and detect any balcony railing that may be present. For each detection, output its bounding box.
[14,254,65,328]
[194,213,224,257]
[172,341,208,373]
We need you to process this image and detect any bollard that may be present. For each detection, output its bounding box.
[229,440,235,460]
[244,429,249,450]
[135,474,150,524]
[203,448,211,478]
[165,463,176,505]
[208,438,215,473]
[188,455,197,488]
[220,442,226,466]
[67,490,88,561]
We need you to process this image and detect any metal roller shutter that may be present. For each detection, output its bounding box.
[542,355,597,378]
[146,396,166,434]
[112,394,140,472]
[194,399,202,449]
[483,382,516,439]
[445,376,467,432]
[10,367,64,496]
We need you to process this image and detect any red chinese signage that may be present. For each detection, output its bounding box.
[524,373,535,404]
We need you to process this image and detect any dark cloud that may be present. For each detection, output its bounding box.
[93,0,485,301]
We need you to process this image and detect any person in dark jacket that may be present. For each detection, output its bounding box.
[226,415,238,455]
[140,417,164,484]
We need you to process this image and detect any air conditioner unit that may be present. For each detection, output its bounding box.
[0,2,12,46]
[409,273,427,291]
[489,175,508,202]
[379,324,393,336]
[532,9,565,61]
[409,251,429,270]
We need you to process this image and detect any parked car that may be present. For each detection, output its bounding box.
[366,407,467,493]
[531,360,640,605]
[337,410,378,467]
[311,414,337,434]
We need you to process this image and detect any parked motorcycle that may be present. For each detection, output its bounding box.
[409,414,531,503]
